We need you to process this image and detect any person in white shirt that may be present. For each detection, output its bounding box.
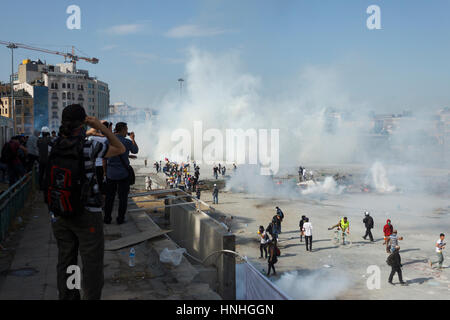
[302,217,313,252]
[430,233,445,269]
[87,121,111,195]
[258,226,269,259]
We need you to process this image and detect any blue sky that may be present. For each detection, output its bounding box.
[1,0,450,111]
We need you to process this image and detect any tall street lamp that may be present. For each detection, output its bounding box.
[7,43,18,135]
[178,78,184,98]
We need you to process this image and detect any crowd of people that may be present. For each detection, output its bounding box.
[256,207,446,284]
[10,103,140,300]
[160,159,201,195]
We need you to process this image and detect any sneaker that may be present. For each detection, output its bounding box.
[362,237,366,240]
[388,281,395,286]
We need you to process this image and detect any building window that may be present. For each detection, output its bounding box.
[62,83,66,89]
[62,92,66,99]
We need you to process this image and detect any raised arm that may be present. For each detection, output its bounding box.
[85,116,125,158]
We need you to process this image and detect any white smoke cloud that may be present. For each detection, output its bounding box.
[274,270,351,300]
[365,162,396,193]
[301,176,345,195]
[126,47,447,182]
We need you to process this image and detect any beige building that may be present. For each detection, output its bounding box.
[18,59,110,132]
[0,89,34,135]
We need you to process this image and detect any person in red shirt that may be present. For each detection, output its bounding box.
[383,219,394,253]
[3,137,27,186]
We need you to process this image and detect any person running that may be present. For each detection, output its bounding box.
[383,219,394,253]
[267,240,278,276]
[362,211,374,242]
[328,217,350,245]
[299,215,307,242]
[387,246,407,286]
[302,217,313,252]
[430,233,446,269]
[258,226,269,259]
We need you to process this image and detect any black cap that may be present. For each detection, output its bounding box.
[62,104,87,123]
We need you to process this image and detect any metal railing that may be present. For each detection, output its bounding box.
[0,167,37,241]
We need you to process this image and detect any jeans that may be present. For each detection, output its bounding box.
[305,235,312,251]
[104,177,130,223]
[213,194,218,204]
[51,210,104,300]
[431,252,444,268]
[260,244,267,258]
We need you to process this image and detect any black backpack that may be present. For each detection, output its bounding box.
[45,136,88,217]
[1,142,16,164]
[386,253,394,266]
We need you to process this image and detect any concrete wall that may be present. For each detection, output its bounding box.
[169,198,236,300]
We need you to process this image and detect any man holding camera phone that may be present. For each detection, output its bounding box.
[103,122,139,224]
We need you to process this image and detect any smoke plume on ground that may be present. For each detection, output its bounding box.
[274,270,350,300]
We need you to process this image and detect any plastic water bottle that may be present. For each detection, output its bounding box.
[129,248,135,267]
[50,212,56,223]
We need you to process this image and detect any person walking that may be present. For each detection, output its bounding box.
[302,217,313,252]
[1,136,27,186]
[387,246,407,286]
[47,104,125,300]
[196,186,201,200]
[276,206,284,233]
[258,226,269,259]
[212,184,219,204]
[362,211,374,242]
[383,219,394,253]
[389,230,404,253]
[267,240,278,276]
[299,215,307,242]
[271,215,281,240]
[104,122,139,225]
[430,233,446,269]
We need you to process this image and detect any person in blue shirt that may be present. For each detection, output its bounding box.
[104,122,139,224]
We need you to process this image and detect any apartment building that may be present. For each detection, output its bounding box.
[17,59,110,132]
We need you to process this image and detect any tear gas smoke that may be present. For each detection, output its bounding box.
[120,48,448,186]
[274,270,351,300]
[365,162,396,193]
[301,176,345,195]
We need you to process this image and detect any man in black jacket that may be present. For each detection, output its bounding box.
[299,215,307,242]
[388,246,408,286]
[362,211,374,242]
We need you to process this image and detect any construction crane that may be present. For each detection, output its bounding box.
[0,40,99,65]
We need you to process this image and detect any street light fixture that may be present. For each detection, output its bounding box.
[6,43,18,135]
[178,78,184,98]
